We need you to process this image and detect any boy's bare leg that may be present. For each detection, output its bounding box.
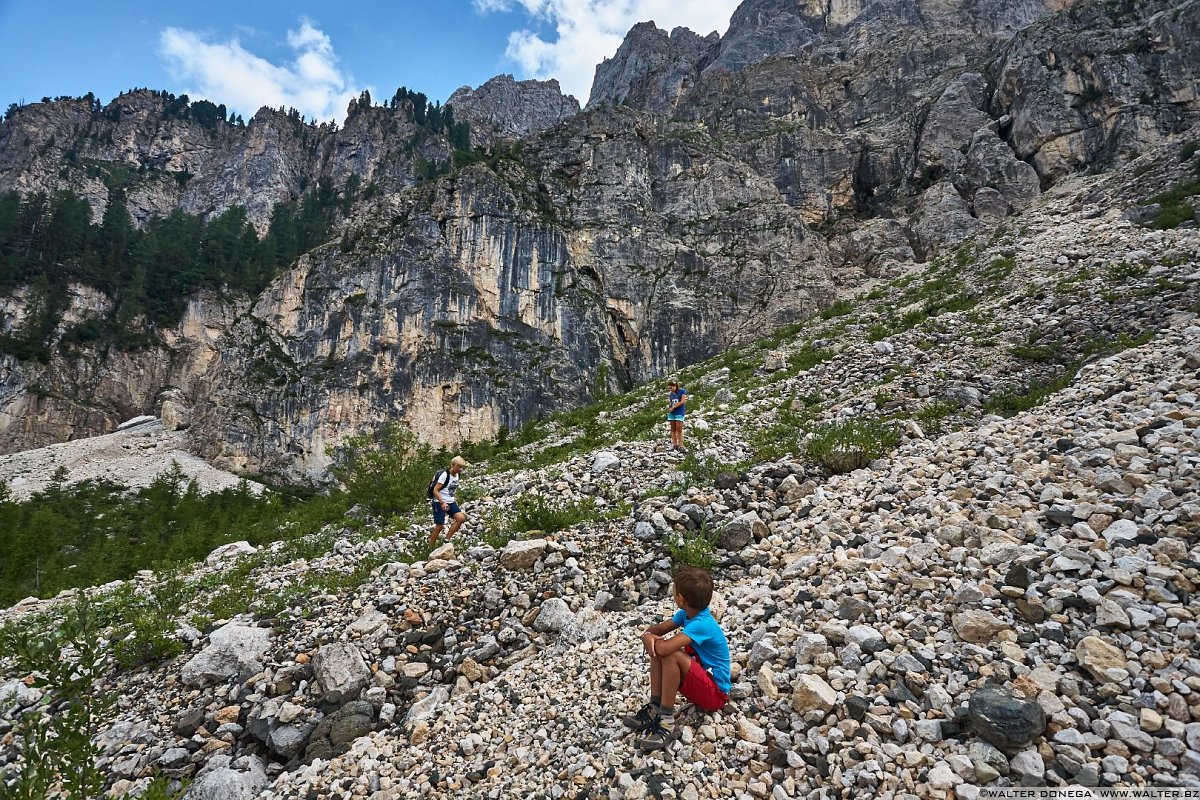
[659,651,692,708]
[447,511,466,538]
[429,524,444,547]
[650,653,663,698]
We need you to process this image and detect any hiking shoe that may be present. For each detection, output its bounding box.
[636,719,678,752]
[621,702,659,732]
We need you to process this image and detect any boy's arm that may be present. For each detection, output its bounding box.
[640,619,679,655]
[651,631,693,657]
[644,619,679,636]
[434,478,448,505]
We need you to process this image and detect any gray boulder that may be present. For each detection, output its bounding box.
[591,451,621,474]
[181,623,271,687]
[533,598,574,633]
[304,701,374,762]
[184,755,268,800]
[312,643,371,704]
[561,607,610,643]
[499,538,547,570]
[968,684,1047,753]
[718,511,768,550]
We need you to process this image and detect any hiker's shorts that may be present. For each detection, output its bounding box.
[667,412,685,422]
[432,501,462,525]
[680,658,727,711]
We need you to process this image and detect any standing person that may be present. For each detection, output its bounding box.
[621,566,731,751]
[429,455,470,547]
[666,381,688,452]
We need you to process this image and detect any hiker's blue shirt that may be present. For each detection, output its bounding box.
[669,388,687,415]
[672,607,731,694]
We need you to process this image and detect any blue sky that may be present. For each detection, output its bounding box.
[0,0,740,121]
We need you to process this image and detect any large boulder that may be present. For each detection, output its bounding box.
[968,684,1047,754]
[952,610,1011,643]
[791,674,837,714]
[499,538,548,570]
[303,701,374,762]
[1076,636,1129,683]
[181,623,271,687]
[717,512,767,551]
[184,755,268,800]
[205,541,258,566]
[312,644,371,704]
[532,598,574,633]
[591,451,621,474]
[561,608,610,643]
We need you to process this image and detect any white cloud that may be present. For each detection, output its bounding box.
[476,0,742,104]
[158,19,363,123]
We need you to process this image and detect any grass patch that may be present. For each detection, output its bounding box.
[983,371,1074,417]
[806,418,901,473]
[820,299,855,320]
[511,493,598,534]
[981,256,1016,285]
[1141,171,1200,230]
[665,527,716,571]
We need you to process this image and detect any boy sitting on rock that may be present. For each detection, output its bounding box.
[623,566,731,751]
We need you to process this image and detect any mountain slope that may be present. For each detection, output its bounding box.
[2,133,1198,798]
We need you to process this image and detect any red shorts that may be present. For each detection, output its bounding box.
[680,656,728,711]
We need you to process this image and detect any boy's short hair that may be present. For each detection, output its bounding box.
[673,566,713,609]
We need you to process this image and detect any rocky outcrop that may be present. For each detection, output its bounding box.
[448,75,579,147]
[990,0,1200,182]
[588,23,720,114]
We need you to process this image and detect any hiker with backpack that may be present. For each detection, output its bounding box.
[666,380,688,452]
[428,456,470,547]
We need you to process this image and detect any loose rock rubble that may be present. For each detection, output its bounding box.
[1,143,1199,799]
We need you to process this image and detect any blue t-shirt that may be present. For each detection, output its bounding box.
[672,608,731,694]
[669,388,687,415]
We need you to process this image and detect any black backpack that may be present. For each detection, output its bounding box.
[426,469,450,499]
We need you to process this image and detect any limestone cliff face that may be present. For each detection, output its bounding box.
[0,0,1194,480]
[186,108,831,480]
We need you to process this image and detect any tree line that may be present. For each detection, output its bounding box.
[0,180,347,359]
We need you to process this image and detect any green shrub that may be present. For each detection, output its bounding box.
[806,418,901,473]
[113,604,185,671]
[820,299,855,320]
[666,527,716,571]
[0,466,347,607]
[678,453,730,487]
[745,405,811,462]
[983,371,1075,417]
[328,423,439,517]
[511,494,598,534]
[0,600,108,799]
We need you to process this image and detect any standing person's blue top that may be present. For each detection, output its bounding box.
[668,386,687,416]
[671,607,731,693]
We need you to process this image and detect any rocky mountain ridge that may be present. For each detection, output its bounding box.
[0,0,1196,482]
[1,132,1198,798]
